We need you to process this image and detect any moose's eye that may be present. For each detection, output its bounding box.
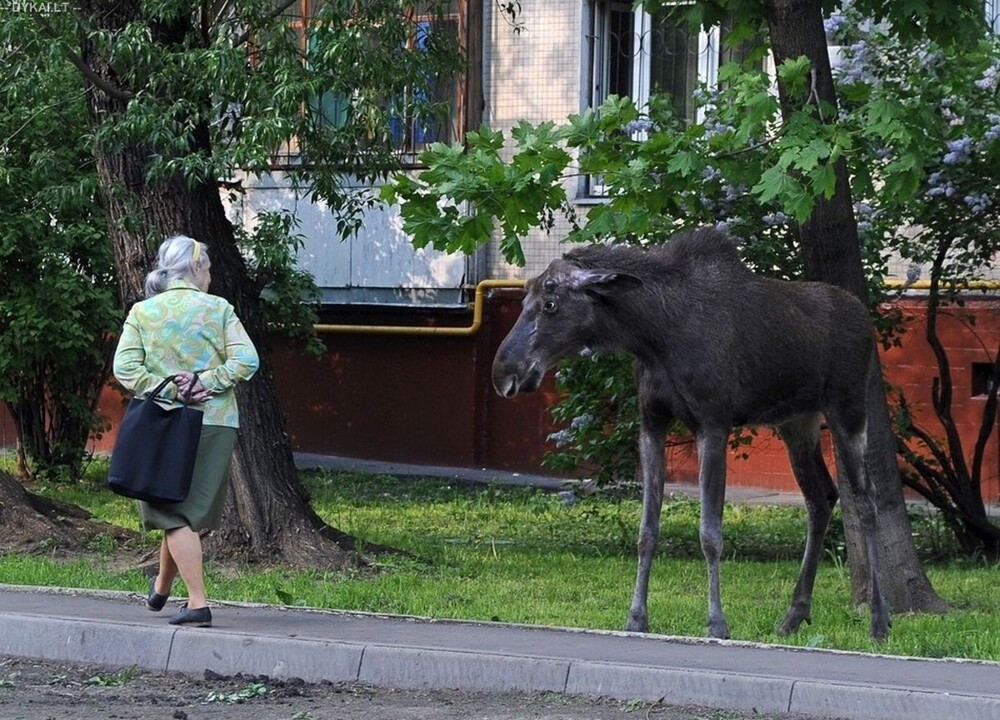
[542,299,557,314]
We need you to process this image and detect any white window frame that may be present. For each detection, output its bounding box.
[630,6,716,122]
[585,1,722,196]
[988,0,1000,33]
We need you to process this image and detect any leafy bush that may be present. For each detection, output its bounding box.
[0,14,118,481]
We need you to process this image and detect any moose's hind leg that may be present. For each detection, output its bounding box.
[775,415,838,636]
[828,417,891,641]
[697,429,731,639]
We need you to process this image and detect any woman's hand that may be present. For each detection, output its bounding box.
[174,372,212,404]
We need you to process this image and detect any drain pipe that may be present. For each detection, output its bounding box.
[313,279,525,337]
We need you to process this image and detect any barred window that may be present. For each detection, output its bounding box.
[586,1,764,195]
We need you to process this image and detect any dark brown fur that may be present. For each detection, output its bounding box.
[493,227,889,640]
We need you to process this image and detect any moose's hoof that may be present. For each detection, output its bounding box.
[707,618,731,640]
[870,613,891,642]
[775,611,811,637]
[625,613,649,633]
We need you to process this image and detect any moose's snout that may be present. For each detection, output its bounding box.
[493,313,542,399]
[492,361,543,398]
[494,373,519,398]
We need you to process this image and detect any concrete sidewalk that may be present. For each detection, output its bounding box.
[293,453,810,506]
[2,585,999,720]
[295,452,1000,516]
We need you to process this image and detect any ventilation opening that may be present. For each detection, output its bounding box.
[971,363,997,397]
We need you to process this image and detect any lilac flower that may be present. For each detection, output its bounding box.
[925,171,956,199]
[762,212,790,226]
[942,136,973,165]
[834,39,875,86]
[624,118,654,134]
[915,49,944,71]
[964,193,992,215]
[855,199,882,233]
[873,146,892,161]
[701,165,722,183]
[824,12,847,37]
[703,117,735,139]
[855,202,879,221]
[547,429,572,448]
[985,114,1000,143]
[570,414,595,430]
[975,63,999,92]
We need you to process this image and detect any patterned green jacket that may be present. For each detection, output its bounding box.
[113,279,260,428]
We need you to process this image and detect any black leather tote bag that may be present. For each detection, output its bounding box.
[107,375,203,503]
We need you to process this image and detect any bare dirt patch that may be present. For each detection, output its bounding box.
[0,471,143,561]
[0,656,813,720]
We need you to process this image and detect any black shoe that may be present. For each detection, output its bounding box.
[146,577,169,612]
[168,604,212,627]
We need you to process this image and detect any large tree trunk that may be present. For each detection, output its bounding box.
[764,0,947,613]
[76,1,365,571]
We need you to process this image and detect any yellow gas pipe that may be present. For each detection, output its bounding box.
[312,277,1000,336]
[312,279,525,337]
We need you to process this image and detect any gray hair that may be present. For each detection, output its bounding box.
[144,234,209,297]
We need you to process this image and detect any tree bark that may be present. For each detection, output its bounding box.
[764,0,947,613]
[76,1,366,570]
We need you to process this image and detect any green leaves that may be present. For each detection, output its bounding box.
[384,123,572,265]
[378,2,1000,490]
[385,47,878,254]
[776,56,813,101]
[0,16,119,481]
[752,166,812,222]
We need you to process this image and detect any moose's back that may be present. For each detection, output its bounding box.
[569,229,876,429]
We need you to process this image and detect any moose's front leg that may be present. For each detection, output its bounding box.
[626,414,668,633]
[697,429,731,639]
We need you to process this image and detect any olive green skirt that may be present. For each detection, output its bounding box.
[138,425,237,533]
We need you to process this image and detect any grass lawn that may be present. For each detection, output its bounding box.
[2,467,998,662]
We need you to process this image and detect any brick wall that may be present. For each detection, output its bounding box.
[665,296,1000,503]
[8,294,999,505]
[881,297,1000,503]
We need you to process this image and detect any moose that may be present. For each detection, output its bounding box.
[492,227,889,641]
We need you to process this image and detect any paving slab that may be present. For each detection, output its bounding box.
[2,585,999,720]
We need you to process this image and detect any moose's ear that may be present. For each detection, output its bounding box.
[567,269,643,296]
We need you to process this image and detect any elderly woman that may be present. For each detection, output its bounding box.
[113,234,259,627]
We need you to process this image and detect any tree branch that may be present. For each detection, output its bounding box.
[925,239,971,481]
[234,0,300,48]
[710,129,783,159]
[2,90,87,148]
[895,392,962,500]
[805,68,826,122]
[31,12,134,103]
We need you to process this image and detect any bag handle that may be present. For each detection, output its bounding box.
[144,371,201,404]
[144,376,175,401]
